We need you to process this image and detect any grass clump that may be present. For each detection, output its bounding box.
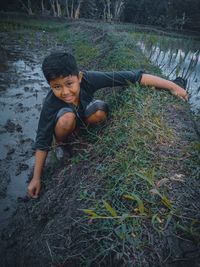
[0,16,68,32]
[74,85,177,265]
[61,23,199,266]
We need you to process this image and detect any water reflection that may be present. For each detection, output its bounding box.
[138,39,200,112]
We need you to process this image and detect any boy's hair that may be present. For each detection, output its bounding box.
[42,52,79,82]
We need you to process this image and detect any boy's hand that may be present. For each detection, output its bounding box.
[171,77,189,101]
[28,177,41,198]
[140,74,189,101]
[171,87,189,101]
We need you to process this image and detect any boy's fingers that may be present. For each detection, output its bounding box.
[35,187,40,198]
[184,94,189,101]
[27,186,32,197]
[28,188,34,198]
[31,187,38,198]
[173,92,188,102]
[181,94,188,102]
[27,180,41,198]
[28,186,37,198]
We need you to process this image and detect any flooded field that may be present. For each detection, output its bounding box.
[0,33,49,228]
[137,33,200,112]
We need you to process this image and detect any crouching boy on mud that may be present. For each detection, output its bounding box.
[28,52,188,198]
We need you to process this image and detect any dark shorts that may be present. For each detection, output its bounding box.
[55,99,109,125]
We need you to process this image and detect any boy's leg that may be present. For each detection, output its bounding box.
[54,108,76,143]
[85,110,107,124]
[84,100,109,124]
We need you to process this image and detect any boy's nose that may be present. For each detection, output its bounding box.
[62,86,70,94]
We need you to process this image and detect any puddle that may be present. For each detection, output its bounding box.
[0,37,49,229]
[137,36,200,112]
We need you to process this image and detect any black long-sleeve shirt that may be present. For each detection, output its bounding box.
[35,70,143,151]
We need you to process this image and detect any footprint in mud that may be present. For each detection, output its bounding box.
[15,103,29,113]
[15,93,23,98]
[24,86,30,92]
[34,103,42,111]
[18,138,35,157]
[3,120,22,133]
[33,73,39,77]
[5,148,15,160]
[19,137,34,145]
[15,163,29,176]
[24,86,35,93]
[7,148,15,155]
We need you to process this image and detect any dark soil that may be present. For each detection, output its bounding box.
[155,104,200,266]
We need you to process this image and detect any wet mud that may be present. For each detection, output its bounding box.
[0,32,49,229]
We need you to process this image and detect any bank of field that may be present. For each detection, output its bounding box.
[1,17,200,267]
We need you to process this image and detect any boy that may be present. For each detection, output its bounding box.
[28,52,188,198]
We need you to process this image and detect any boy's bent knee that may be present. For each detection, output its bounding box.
[86,110,107,124]
[55,112,76,139]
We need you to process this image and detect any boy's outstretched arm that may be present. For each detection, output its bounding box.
[140,74,188,101]
[28,149,48,198]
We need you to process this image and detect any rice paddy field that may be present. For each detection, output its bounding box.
[0,15,200,267]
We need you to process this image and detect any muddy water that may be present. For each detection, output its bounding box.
[0,36,49,229]
[138,38,200,112]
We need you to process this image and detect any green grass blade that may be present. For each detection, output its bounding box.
[81,209,98,218]
[103,200,118,217]
[136,172,155,186]
[123,193,145,214]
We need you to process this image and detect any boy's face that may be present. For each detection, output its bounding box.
[49,73,82,105]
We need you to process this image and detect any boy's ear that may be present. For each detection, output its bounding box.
[78,71,83,82]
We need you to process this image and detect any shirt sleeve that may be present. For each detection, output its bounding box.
[83,70,144,93]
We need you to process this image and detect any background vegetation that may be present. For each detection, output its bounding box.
[1,0,200,32]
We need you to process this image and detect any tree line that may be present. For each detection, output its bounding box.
[1,0,200,32]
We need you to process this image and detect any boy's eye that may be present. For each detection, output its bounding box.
[65,82,73,86]
[53,85,61,90]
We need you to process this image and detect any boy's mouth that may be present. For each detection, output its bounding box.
[62,95,75,102]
